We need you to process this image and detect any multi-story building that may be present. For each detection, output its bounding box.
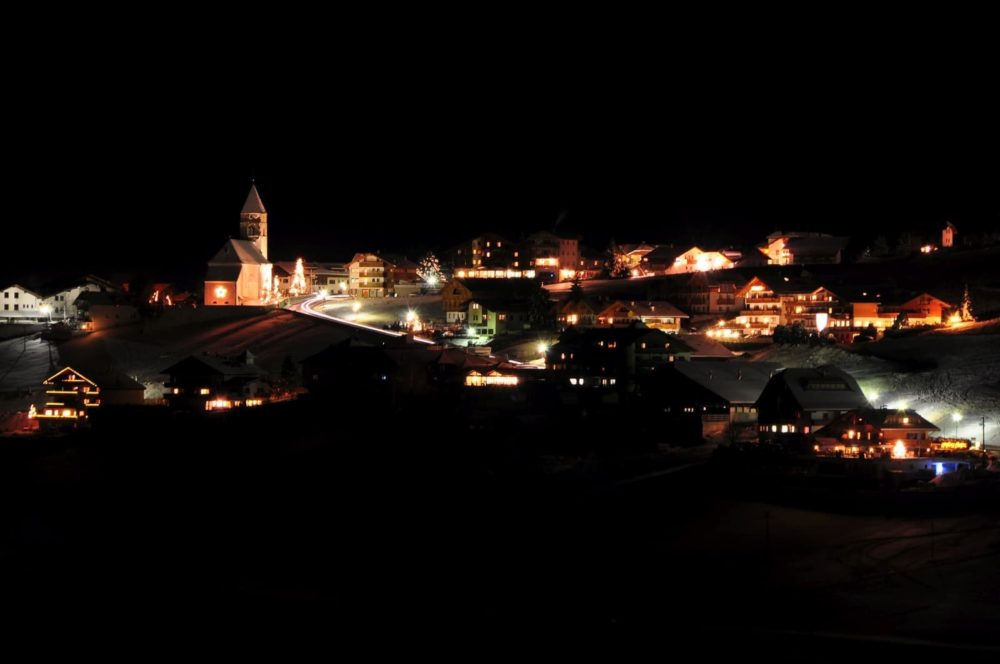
[668,272,742,316]
[441,278,543,324]
[1,284,44,321]
[348,253,393,298]
[523,231,580,281]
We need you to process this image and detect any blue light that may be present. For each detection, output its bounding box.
[935,463,944,476]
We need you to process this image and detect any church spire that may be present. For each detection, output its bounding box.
[242,183,266,214]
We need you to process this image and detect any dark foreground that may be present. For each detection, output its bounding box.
[2,401,999,656]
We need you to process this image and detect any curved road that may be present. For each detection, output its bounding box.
[287,295,435,344]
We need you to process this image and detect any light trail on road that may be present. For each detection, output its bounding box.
[290,296,435,344]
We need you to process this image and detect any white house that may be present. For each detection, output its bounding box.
[1,284,44,321]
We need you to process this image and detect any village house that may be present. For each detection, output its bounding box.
[75,291,140,331]
[710,275,844,338]
[827,290,953,340]
[558,298,600,328]
[755,366,870,444]
[546,324,693,393]
[594,300,688,333]
[759,232,850,265]
[640,360,780,440]
[0,284,44,321]
[666,247,736,274]
[31,366,144,429]
[161,352,268,412]
[666,271,742,316]
[816,407,941,455]
[441,278,542,324]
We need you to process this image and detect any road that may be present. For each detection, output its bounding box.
[287,295,435,344]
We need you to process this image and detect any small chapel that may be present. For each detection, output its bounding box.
[204,183,273,306]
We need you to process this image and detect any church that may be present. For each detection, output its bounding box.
[204,184,273,306]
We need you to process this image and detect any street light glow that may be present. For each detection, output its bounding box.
[537,343,548,355]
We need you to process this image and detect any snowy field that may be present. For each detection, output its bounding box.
[753,324,1000,448]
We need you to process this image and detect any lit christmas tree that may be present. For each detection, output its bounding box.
[960,284,974,321]
[290,257,308,296]
[417,252,445,285]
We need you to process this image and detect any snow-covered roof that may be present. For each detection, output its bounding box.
[769,366,870,411]
[673,360,781,404]
[241,183,266,214]
[209,239,269,266]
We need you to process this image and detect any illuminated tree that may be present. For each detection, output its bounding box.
[960,284,974,321]
[417,252,445,285]
[607,239,630,279]
[290,257,307,295]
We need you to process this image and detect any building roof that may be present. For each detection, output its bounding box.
[761,366,869,411]
[206,265,243,282]
[241,183,266,214]
[161,354,265,378]
[209,239,269,266]
[824,407,941,434]
[784,235,850,256]
[672,360,782,404]
[1,283,44,298]
[75,291,133,306]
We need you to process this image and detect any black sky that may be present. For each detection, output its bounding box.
[4,23,998,286]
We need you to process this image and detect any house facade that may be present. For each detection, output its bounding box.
[348,253,393,298]
[595,300,688,333]
[756,366,870,444]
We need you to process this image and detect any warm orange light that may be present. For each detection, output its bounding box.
[215,286,228,298]
[892,440,907,458]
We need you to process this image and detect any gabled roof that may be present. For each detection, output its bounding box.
[672,360,781,404]
[43,366,98,387]
[75,291,132,306]
[824,407,940,433]
[241,183,266,214]
[161,354,265,378]
[784,235,850,256]
[1,283,44,298]
[209,239,269,266]
[761,366,869,411]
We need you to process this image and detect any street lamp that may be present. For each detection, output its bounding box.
[40,304,52,325]
[952,412,962,438]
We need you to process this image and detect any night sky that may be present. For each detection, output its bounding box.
[5,30,997,287]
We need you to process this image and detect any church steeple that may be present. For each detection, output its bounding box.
[239,182,269,259]
[242,182,266,215]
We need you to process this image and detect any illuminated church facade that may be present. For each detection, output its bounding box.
[204,184,273,306]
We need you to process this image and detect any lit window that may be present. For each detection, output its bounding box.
[199,388,210,395]
[780,425,788,433]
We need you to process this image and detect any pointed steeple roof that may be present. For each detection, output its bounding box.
[241,183,266,214]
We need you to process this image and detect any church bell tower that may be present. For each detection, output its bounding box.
[239,182,268,259]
